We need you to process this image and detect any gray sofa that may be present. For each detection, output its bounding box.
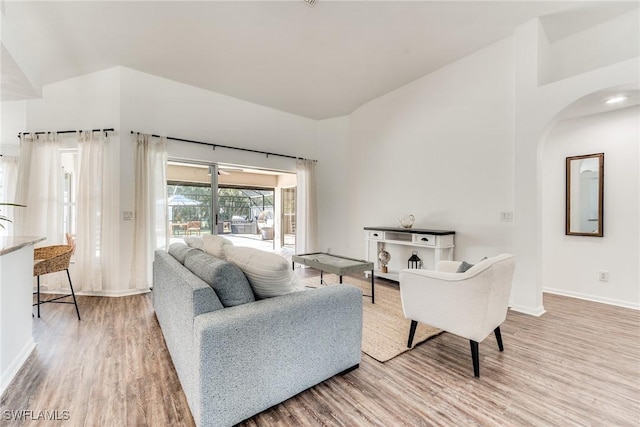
[152,244,363,427]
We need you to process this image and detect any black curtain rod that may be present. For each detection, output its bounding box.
[130,131,317,162]
[18,128,115,137]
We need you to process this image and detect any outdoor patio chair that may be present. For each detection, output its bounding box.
[186,221,201,236]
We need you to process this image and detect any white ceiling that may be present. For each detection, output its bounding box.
[1,1,638,120]
[556,84,639,121]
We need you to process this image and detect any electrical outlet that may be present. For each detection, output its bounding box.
[123,211,134,221]
[599,270,609,282]
[327,248,331,254]
[500,211,513,222]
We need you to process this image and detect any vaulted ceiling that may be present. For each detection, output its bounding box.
[2,1,637,119]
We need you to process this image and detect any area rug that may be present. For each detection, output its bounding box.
[303,274,442,362]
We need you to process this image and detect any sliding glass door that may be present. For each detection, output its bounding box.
[281,187,296,249]
[217,187,274,250]
[167,161,285,252]
[210,164,219,235]
[165,161,213,248]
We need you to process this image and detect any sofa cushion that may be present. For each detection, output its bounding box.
[168,242,194,264]
[202,234,234,259]
[225,246,304,299]
[184,236,204,250]
[184,249,255,307]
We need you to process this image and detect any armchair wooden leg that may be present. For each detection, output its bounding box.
[494,326,504,352]
[470,340,480,378]
[407,320,418,348]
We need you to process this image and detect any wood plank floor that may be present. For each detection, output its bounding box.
[1,274,639,426]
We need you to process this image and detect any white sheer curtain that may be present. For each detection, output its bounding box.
[15,133,61,244]
[295,158,318,254]
[0,155,20,236]
[74,130,117,292]
[14,133,63,289]
[130,133,167,289]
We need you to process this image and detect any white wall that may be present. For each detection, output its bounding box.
[119,67,317,163]
[0,100,26,155]
[542,106,639,309]
[512,16,639,315]
[25,68,121,133]
[316,116,350,256]
[541,9,640,85]
[340,38,515,270]
[118,66,316,180]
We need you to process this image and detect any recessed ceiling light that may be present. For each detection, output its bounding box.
[605,95,628,104]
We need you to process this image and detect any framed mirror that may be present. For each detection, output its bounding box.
[566,153,604,237]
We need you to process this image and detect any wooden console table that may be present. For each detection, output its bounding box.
[364,226,455,281]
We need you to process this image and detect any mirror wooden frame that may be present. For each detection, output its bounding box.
[565,153,604,237]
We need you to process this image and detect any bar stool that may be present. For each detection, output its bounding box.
[33,245,81,320]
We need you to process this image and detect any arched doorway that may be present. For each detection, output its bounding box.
[511,80,638,316]
[539,85,639,308]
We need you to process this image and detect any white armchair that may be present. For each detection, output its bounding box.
[399,254,515,377]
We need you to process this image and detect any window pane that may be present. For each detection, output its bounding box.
[60,151,78,236]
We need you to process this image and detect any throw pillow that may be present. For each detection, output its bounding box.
[456,257,489,273]
[456,260,474,273]
[202,234,234,259]
[225,246,302,299]
[184,249,255,307]
[184,235,204,250]
[168,242,193,264]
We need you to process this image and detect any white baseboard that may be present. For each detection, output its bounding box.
[37,288,151,297]
[509,304,546,317]
[0,338,36,397]
[78,288,151,297]
[543,287,640,310]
